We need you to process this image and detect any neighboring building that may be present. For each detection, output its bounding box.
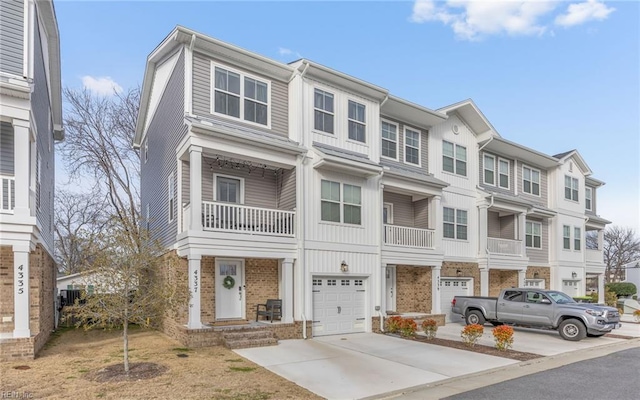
[134,27,610,345]
[0,0,64,360]
[623,261,640,294]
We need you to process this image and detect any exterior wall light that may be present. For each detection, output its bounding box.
[571,272,578,279]
[340,261,349,272]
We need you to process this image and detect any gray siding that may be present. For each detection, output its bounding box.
[414,198,429,230]
[516,160,548,207]
[478,152,515,195]
[141,49,187,248]
[192,52,288,136]
[488,211,500,238]
[500,215,515,239]
[278,168,296,210]
[383,191,414,227]
[0,122,14,174]
[32,16,55,252]
[181,160,190,204]
[526,217,549,264]
[0,0,24,76]
[380,115,429,173]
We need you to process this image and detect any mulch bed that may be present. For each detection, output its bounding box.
[87,362,168,382]
[604,333,635,339]
[409,335,542,361]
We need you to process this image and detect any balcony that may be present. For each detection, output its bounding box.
[1,175,15,213]
[487,237,523,256]
[383,224,435,249]
[184,202,295,238]
[586,249,604,264]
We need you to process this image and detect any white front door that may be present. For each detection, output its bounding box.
[441,278,472,322]
[385,267,396,312]
[216,260,244,320]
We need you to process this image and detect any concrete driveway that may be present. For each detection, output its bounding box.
[235,333,516,400]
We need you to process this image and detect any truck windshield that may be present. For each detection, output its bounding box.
[546,291,576,304]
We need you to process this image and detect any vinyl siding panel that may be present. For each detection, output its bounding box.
[181,160,190,205]
[383,191,414,227]
[516,160,548,207]
[380,116,429,173]
[526,217,549,264]
[500,215,515,239]
[487,211,500,238]
[0,0,24,76]
[278,168,296,210]
[140,49,187,248]
[192,52,288,136]
[441,191,478,259]
[414,198,429,230]
[0,122,14,174]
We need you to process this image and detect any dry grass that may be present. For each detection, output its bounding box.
[0,326,321,399]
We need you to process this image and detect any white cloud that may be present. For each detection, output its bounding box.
[410,0,615,41]
[81,76,122,96]
[278,47,302,59]
[555,0,615,27]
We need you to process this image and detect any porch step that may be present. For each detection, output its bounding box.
[221,328,278,349]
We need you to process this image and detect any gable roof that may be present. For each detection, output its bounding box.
[479,136,560,169]
[553,149,593,176]
[437,99,497,136]
[381,95,447,128]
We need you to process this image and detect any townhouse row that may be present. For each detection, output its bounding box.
[134,26,610,341]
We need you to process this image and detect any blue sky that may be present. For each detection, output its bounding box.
[55,1,639,231]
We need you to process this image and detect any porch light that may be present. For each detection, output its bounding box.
[571,272,578,279]
[533,272,539,279]
[456,269,462,277]
[340,261,349,272]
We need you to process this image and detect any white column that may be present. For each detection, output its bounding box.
[478,205,488,255]
[281,258,294,323]
[480,268,489,297]
[597,230,604,251]
[380,263,387,315]
[431,195,442,249]
[189,146,202,231]
[187,254,202,329]
[597,274,605,304]
[431,266,441,314]
[13,120,31,217]
[518,269,526,288]
[13,246,30,337]
[518,212,526,256]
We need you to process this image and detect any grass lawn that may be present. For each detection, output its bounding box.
[0,326,321,399]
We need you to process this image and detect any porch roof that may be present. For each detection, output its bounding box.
[381,162,449,189]
[312,142,382,176]
[586,214,612,227]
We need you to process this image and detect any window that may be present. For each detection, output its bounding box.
[503,290,524,302]
[213,66,269,126]
[314,89,334,134]
[574,227,581,251]
[499,159,510,189]
[348,100,366,142]
[564,175,579,201]
[563,225,571,250]
[144,139,148,163]
[483,154,495,185]
[404,128,420,165]
[523,166,540,195]
[383,203,393,224]
[526,221,542,248]
[443,141,466,176]
[168,173,175,222]
[381,121,397,160]
[443,207,467,240]
[216,176,242,204]
[321,180,361,225]
[585,187,592,211]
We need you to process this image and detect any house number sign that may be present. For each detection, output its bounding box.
[17,264,25,295]
[193,269,199,294]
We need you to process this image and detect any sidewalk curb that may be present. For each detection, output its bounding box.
[370,338,640,400]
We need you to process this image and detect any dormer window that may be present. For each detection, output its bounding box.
[212,65,270,126]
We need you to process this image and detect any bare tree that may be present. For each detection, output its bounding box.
[54,189,108,275]
[60,87,141,247]
[603,226,640,283]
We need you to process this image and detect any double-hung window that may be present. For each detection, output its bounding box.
[443,141,466,176]
[314,89,334,134]
[321,180,361,225]
[168,172,175,222]
[526,221,542,248]
[523,166,540,195]
[563,225,571,250]
[404,128,420,165]
[216,176,241,204]
[498,159,509,188]
[443,207,467,240]
[585,187,592,211]
[565,176,579,201]
[484,155,509,188]
[381,121,398,160]
[213,66,270,126]
[483,154,495,185]
[574,227,581,250]
[348,100,366,143]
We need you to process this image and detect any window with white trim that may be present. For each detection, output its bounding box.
[314,89,334,134]
[168,172,175,222]
[381,121,397,160]
[563,225,571,250]
[523,166,540,195]
[443,207,467,240]
[320,180,361,225]
[574,227,581,251]
[498,159,510,189]
[348,100,366,143]
[215,175,242,204]
[483,154,495,185]
[443,141,466,176]
[564,175,579,201]
[585,187,592,211]
[526,221,542,249]
[404,128,420,165]
[212,65,269,126]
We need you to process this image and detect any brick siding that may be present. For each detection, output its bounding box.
[441,262,480,295]
[395,265,432,313]
[527,266,551,289]
[489,269,519,297]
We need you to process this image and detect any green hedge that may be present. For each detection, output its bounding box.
[605,282,637,297]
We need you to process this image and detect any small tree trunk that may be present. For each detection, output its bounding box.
[123,309,129,374]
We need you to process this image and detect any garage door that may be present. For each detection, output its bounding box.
[441,279,472,322]
[312,277,366,336]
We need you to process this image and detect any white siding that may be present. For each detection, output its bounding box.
[441,190,478,259]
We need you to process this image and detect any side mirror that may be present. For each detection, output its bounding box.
[541,298,552,304]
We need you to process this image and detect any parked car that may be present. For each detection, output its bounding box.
[451,288,621,341]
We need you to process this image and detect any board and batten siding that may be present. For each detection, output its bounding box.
[141,49,187,249]
[526,217,549,265]
[478,152,515,195]
[0,0,24,76]
[516,160,548,207]
[441,191,478,259]
[383,191,414,227]
[191,52,288,136]
[380,116,429,173]
[0,122,15,174]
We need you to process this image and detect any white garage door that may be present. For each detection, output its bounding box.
[441,279,472,322]
[312,277,366,336]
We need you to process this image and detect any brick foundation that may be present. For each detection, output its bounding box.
[489,269,519,297]
[441,262,480,295]
[395,266,432,313]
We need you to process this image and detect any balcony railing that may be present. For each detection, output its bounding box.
[184,202,295,237]
[487,237,523,256]
[586,249,604,263]
[1,175,15,213]
[383,224,435,249]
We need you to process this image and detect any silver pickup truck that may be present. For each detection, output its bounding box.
[451,288,621,341]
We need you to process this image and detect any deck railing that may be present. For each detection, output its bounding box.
[1,175,15,213]
[383,224,435,249]
[200,201,295,237]
[487,237,523,255]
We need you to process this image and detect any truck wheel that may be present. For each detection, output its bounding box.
[558,319,586,341]
[466,310,486,326]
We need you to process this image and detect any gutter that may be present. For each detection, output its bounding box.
[478,136,494,152]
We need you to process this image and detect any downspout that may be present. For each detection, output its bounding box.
[298,61,310,339]
[485,194,495,272]
[375,170,385,333]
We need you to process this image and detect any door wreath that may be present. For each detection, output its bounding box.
[222,275,235,289]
